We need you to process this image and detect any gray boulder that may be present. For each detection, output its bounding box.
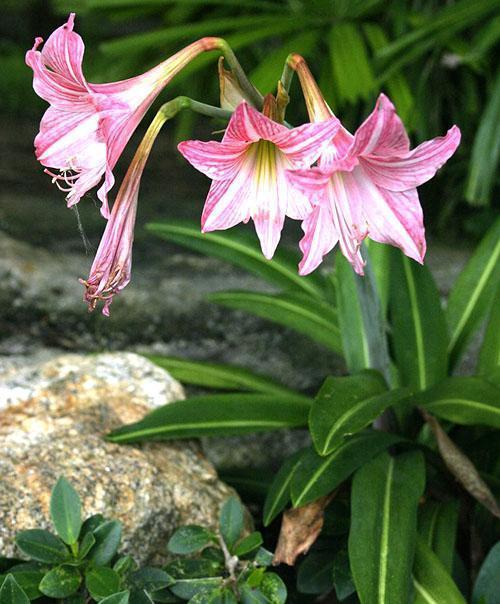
[0,352,235,564]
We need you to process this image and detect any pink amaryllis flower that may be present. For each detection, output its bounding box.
[80,111,167,316]
[26,13,220,218]
[177,99,340,259]
[285,57,461,275]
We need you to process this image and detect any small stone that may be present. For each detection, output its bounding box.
[0,352,235,564]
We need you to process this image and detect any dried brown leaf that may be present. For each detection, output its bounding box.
[422,409,500,518]
[273,494,334,566]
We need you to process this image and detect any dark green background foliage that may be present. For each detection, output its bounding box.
[0,0,498,226]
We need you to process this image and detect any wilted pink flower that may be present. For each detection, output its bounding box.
[178,99,340,259]
[286,57,461,275]
[27,13,221,218]
[80,112,166,315]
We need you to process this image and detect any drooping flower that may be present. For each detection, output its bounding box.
[178,98,340,259]
[26,13,222,218]
[80,109,167,316]
[285,55,461,275]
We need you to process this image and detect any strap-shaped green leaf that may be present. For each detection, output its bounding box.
[478,285,500,375]
[262,449,305,526]
[389,252,448,390]
[329,22,375,104]
[309,372,393,455]
[146,355,296,396]
[418,500,459,574]
[413,537,466,604]
[466,68,500,206]
[349,451,426,604]
[209,290,342,354]
[107,393,311,443]
[472,541,500,604]
[414,376,500,428]
[249,30,318,94]
[334,252,391,377]
[290,432,402,507]
[148,221,327,299]
[447,217,500,368]
[376,0,498,72]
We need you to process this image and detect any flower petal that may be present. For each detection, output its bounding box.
[350,93,410,157]
[298,204,338,275]
[178,139,248,180]
[201,167,252,233]
[360,125,461,192]
[35,106,105,168]
[270,117,340,167]
[41,14,87,89]
[224,101,286,143]
[349,167,425,263]
[25,14,91,110]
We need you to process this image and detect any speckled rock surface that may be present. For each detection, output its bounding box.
[0,352,235,563]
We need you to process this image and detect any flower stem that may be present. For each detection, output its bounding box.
[216,38,263,109]
[281,53,333,122]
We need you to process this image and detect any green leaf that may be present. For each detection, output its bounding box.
[128,590,154,604]
[296,551,334,595]
[349,450,426,604]
[208,291,342,354]
[418,500,459,573]
[466,69,500,206]
[291,431,402,507]
[362,24,414,125]
[309,372,388,455]
[447,217,500,367]
[129,568,173,592]
[332,549,356,601]
[253,548,274,568]
[0,562,21,575]
[146,356,295,396]
[0,569,44,600]
[329,22,375,103]
[472,541,500,604]
[414,376,500,428]
[39,565,81,599]
[0,576,30,604]
[376,0,498,71]
[262,450,304,526]
[88,521,122,566]
[50,477,82,546]
[258,573,286,604]
[334,252,391,377]
[478,285,500,374]
[148,221,326,299]
[167,527,217,555]
[389,253,448,390]
[166,558,222,581]
[99,591,130,604]
[249,30,319,94]
[85,567,121,601]
[107,393,310,443]
[80,514,105,539]
[233,532,263,557]
[219,497,244,550]
[413,537,466,604]
[113,556,137,577]
[240,584,268,604]
[15,530,69,564]
[78,531,96,559]
[170,578,223,601]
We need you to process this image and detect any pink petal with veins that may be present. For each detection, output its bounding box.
[179,101,339,259]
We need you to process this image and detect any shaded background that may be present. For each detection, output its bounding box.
[0,0,498,388]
